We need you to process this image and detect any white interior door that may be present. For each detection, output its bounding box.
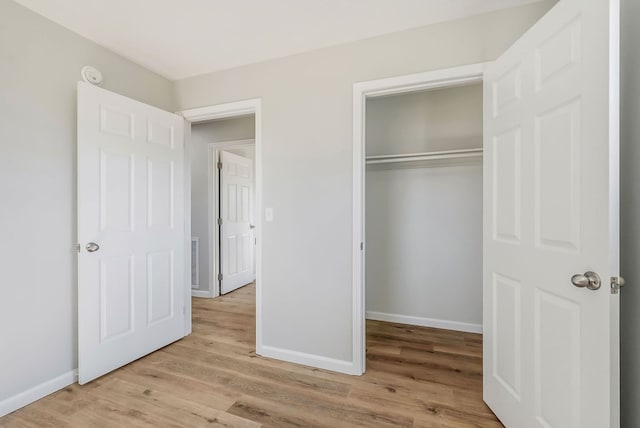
[77,82,186,384]
[484,0,620,427]
[219,150,255,294]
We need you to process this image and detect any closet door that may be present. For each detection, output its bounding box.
[483,0,619,427]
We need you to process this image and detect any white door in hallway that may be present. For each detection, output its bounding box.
[219,150,255,294]
[77,82,186,384]
[483,0,620,427]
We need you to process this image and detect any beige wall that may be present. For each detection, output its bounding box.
[0,0,174,406]
[175,2,555,366]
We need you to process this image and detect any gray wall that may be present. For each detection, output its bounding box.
[366,84,483,155]
[620,0,639,425]
[175,2,555,365]
[0,0,174,405]
[190,117,255,293]
[365,85,483,328]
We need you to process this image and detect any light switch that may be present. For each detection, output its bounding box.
[265,208,274,222]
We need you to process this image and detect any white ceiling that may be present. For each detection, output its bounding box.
[13,0,541,80]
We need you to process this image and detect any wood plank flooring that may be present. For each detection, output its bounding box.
[0,284,502,427]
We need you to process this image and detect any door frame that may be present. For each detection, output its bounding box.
[352,64,485,374]
[179,99,263,351]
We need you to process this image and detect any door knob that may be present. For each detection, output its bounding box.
[571,271,601,290]
[86,242,100,253]
[249,224,255,229]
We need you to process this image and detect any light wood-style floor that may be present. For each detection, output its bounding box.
[1,284,501,427]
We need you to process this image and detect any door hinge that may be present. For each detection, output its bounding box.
[217,161,222,169]
[76,244,81,253]
[360,242,364,251]
[218,273,223,281]
[217,218,222,225]
[611,276,625,294]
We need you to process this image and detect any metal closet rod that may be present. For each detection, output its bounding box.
[365,148,483,165]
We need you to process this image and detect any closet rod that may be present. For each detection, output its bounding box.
[365,148,483,165]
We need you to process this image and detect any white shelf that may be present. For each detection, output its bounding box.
[365,148,483,165]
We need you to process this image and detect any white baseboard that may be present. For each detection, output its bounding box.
[0,370,77,418]
[191,289,213,298]
[258,345,360,375]
[366,311,483,334]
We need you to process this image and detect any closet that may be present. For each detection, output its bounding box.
[365,82,483,333]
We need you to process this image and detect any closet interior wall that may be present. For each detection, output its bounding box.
[365,83,483,332]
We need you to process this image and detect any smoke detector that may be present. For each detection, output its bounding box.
[81,66,103,85]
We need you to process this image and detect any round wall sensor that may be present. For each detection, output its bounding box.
[81,66,103,85]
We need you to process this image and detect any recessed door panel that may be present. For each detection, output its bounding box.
[241,185,250,222]
[534,289,581,428]
[147,158,175,229]
[535,20,581,92]
[493,66,521,118]
[228,183,237,222]
[147,120,175,149]
[227,236,238,275]
[100,105,134,140]
[99,151,134,232]
[492,273,522,401]
[147,250,174,325]
[492,128,521,245]
[534,99,581,253]
[99,256,134,342]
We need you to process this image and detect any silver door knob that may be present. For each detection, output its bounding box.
[86,242,100,252]
[249,224,255,229]
[571,271,601,290]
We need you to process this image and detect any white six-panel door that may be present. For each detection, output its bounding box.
[77,82,186,384]
[483,0,619,427]
[220,151,255,294]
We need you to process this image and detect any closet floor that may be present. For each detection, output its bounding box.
[1,284,502,427]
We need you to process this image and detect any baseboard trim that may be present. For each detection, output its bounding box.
[191,289,213,298]
[258,345,360,375]
[366,311,483,334]
[0,370,78,417]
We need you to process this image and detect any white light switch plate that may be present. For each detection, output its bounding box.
[265,208,274,222]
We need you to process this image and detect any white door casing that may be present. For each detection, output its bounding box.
[483,0,619,427]
[219,150,255,294]
[77,82,186,384]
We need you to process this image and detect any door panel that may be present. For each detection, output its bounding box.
[483,0,619,427]
[147,250,174,324]
[78,82,185,384]
[99,150,134,232]
[99,255,134,341]
[220,151,255,294]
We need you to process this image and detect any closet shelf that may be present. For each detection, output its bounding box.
[365,148,483,165]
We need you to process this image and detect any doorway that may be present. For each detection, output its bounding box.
[352,64,485,373]
[189,114,256,299]
[365,83,483,330]
[180,99,264,353]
